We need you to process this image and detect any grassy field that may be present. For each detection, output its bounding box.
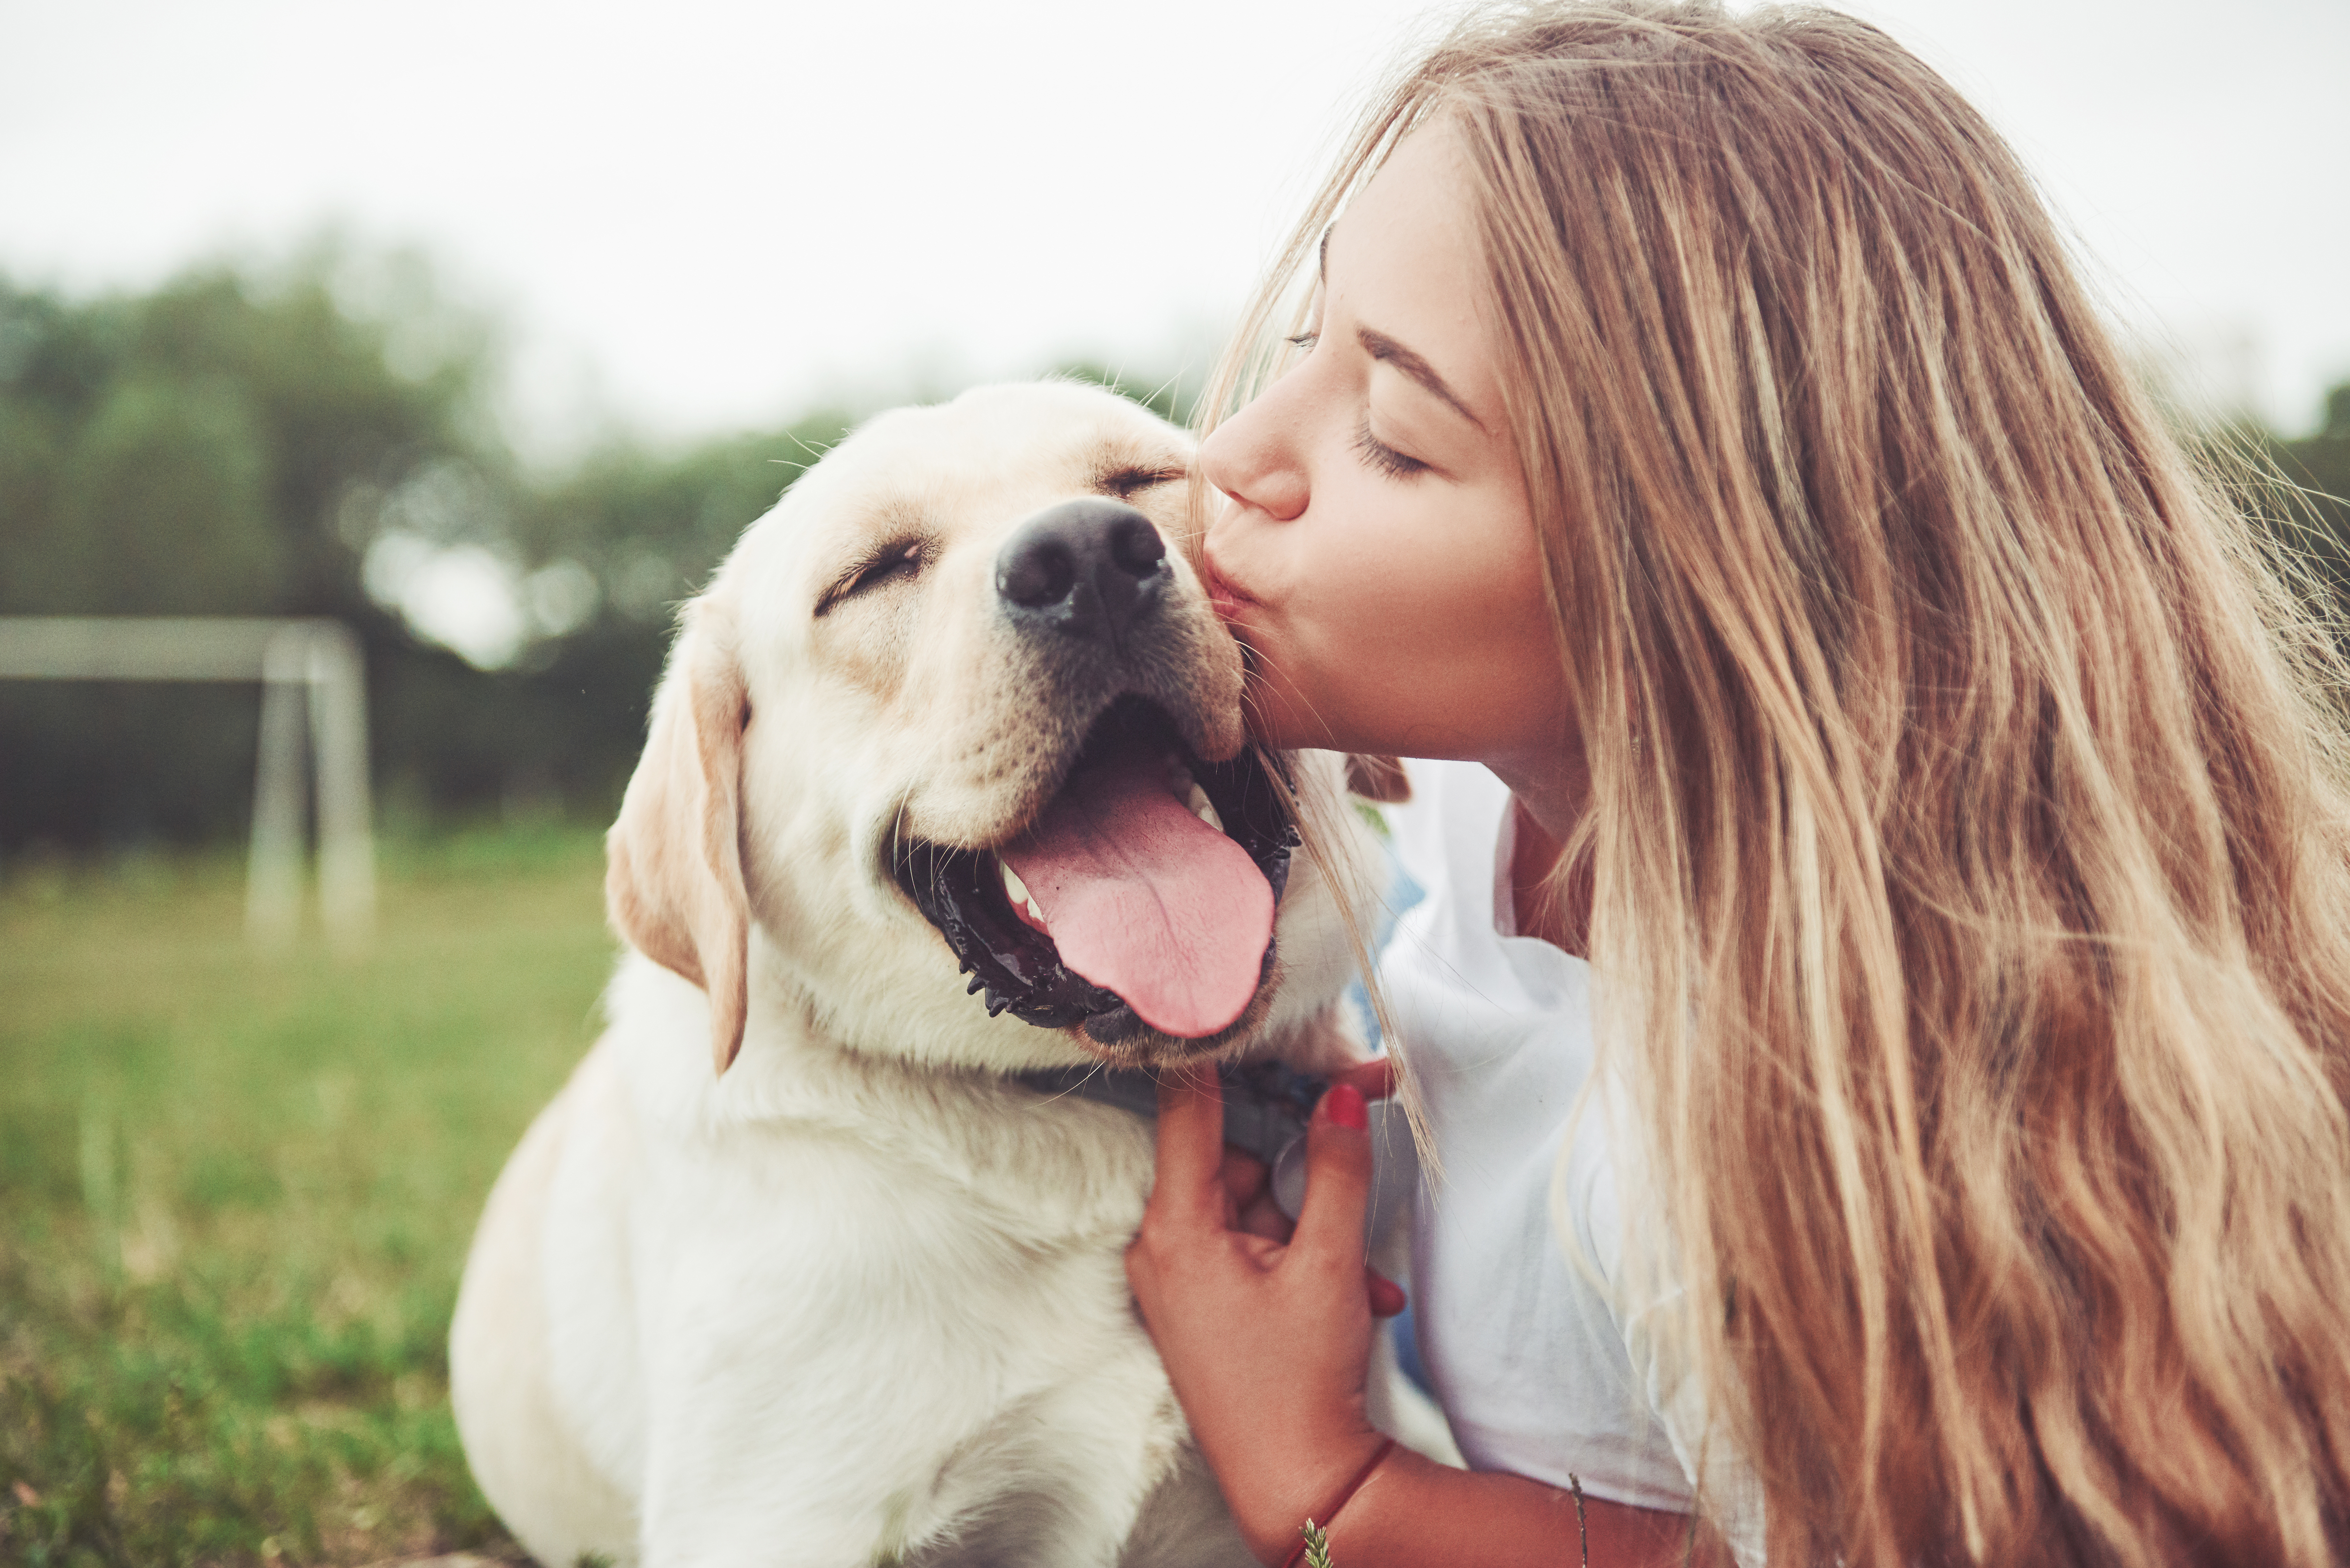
[0,826,619,1567]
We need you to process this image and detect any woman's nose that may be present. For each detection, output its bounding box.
[1199,395,1309,523]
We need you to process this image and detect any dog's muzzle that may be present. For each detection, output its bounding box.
[896,698,1297,1046]
[893,499,1298,1054]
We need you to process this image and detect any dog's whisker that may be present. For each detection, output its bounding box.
[1142,368,1189,418]
[1025,1058,1118,1111]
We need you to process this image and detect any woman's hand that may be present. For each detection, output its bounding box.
[1125,1061,1405,1563]
[1130,1060,1728,1568]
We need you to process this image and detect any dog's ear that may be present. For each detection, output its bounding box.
[1345,754,1411,804]
[606,599,752,1076]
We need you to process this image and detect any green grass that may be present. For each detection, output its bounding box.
[0,824,618,1566]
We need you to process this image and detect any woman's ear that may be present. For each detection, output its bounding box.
[606,598,752,1076]
[1345,754,1411,804]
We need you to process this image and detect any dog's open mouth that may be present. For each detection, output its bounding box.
[895,695,1298,1045]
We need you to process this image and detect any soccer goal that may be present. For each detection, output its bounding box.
[0,616,375,950]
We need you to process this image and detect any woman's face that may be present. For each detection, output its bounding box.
[1198,122,1569,771]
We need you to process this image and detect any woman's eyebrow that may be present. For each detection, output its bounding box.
[1356,325,1485,431]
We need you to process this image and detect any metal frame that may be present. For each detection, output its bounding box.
[0,616,376,949]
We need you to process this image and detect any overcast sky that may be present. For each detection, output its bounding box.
[3,0,2344,456]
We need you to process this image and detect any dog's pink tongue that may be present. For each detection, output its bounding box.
[1001,753,1273,1038]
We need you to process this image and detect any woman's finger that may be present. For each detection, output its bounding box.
[1219,1147,1269,1212]
[1337,1055,1398,1102]
[1292,1082,1377,1271]
[1148,1063,1229,1225]
[1366,1269,1408,1318]
[1237,1185,1294,1242]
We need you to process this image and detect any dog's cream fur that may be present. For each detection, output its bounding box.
[449,382,1427,1568]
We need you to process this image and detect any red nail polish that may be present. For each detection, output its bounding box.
[1324,1083,1368,1131]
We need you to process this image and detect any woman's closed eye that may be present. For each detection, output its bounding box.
[1354,415,1429,480]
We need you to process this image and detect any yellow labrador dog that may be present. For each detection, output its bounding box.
[449,381,1419,1568]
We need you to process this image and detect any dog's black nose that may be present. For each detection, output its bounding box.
[995,499,1168,649]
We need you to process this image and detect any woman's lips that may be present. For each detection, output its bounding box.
[1198,548,1260,626]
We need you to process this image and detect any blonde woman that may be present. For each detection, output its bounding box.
[1121,4,2350,1565]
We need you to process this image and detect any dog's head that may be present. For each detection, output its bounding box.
[606,381,1388,1079]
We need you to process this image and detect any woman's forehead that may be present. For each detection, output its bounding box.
[1324,126,1504,429]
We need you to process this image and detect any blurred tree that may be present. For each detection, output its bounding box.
[2278,382,2350,495]
[0,246,1207,856]
[0,401,65,573]
[0,254,498,850]
[45,378,280,613]
[2246,381,2350,626]
[471,416,855,816]
[514,422,848,614]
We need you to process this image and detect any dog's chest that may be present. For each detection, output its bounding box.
[624,1095,1202,1563]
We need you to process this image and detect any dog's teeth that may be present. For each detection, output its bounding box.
[1186,783,1224,835]
[997,856,1050,929]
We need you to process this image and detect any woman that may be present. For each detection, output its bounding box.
[1121,4,2350,1565]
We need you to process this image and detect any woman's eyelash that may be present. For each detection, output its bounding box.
[1354,417,1427,480]
[1270,324,1421,478]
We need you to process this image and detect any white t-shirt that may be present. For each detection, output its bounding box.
[1379,758,1766,1564]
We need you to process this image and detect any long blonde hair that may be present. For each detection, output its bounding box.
[1200,5,2350,1563]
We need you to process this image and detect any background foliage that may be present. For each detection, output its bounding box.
[2260,383,2350,602]
[0,248,1186,853]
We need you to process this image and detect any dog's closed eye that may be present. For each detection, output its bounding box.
[1098,464,1186,499]
[816,538,926,616]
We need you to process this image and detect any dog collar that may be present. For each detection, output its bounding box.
[1012,1059,1330,1216]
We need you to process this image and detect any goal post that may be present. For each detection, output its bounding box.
[0,616,376,950]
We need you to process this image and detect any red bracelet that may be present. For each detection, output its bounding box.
[1280,1436,1398,1568]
